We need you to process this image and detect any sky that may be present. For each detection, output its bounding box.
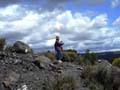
[0,0,120,53]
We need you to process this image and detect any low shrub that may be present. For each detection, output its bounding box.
[67,52,78,62]
[62,52,71,62]
[81,63,113,90]
[64,49,77,54]
[83,50,97,65]
[0,38,6,51]
[81,64,93,79]
[88,81,104,90]
[43,52,56,61]
[76,56,84,64]
[112,58,120,68]
[62,51,78,62]
[43,75,76,90]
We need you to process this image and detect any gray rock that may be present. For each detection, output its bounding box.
[76,66,83,70]
[0,82,4,90]
[17,84,28,90]
[13,41,32,54]
[34,55,51,64]
[32,60,46,69]
[2,71,20,86]
[33,55,52,69]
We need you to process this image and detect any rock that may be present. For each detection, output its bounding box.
[34,55,51,64]
[2,71,20,86]
[0,82,4,90]
[13,41,32,54]
[14,59,22,65]
[112,66,120,90]
[99,60,112,66]
[49,63,56,69]
[17,84,28,90]
[33,55,52,69]
[76,66,83,70]
[32,60,46,69]
[57,69,63,73]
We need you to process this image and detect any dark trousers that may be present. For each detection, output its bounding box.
[56,50,61,60]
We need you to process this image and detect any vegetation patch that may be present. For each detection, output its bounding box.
[43,75,76,90]
[112,58,120,68]
[0,38,6,51]
[81,63,115,90]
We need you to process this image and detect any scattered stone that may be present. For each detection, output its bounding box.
[17,84,28,90]
[32,60,46,69]
[76,67,83,70]
[57,70,63,73]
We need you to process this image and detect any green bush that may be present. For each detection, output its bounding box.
[54,75,76,90]
[76,56,84,64]
[88,81,104,90]
[112,58,120,68]
[81,63,113,90]
[64,49,77,53]
[83,49,97,65]
[0,38,6,51]
[67,52,78,62]
[62,52,71,62]
[81,64,93,79]
[43,75,76,90]
[61,51,78,62]
[43,52,56,61]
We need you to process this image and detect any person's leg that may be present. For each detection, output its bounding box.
[56,50,59,60]
[58,51,62,63]
[56,50,62,62]
[59,51,62,60]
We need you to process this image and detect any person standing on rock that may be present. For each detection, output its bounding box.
[54,36,64,63]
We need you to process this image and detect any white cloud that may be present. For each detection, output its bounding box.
[1,5,120,52]
[111,0,120,8]
[113,17,120,26]
[91,14,108,29]
[0,5,19,16]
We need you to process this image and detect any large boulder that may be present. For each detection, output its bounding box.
[13,41,32,54]
[33,55,52,69]
[98,61,120,90]
[34,55,51,64]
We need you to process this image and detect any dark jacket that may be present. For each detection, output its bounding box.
[54,41,63,51]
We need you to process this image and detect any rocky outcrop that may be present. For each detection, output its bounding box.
[0,51,87,90]
[98,60,120,90]
[13,41,32,54]
[81,60,120,90]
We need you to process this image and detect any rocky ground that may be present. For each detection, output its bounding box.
[0,51,88,90]
[0,51,120,90]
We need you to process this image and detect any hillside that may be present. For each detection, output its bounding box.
[0,41,120,90]
[0,51,120,90]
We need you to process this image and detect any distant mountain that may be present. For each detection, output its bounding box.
[80,51,120,61]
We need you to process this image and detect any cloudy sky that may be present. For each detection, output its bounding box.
[0,0,120,53]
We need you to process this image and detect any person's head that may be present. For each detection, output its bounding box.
[56,36,60,41]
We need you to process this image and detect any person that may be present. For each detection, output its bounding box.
[54,36,64,63]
